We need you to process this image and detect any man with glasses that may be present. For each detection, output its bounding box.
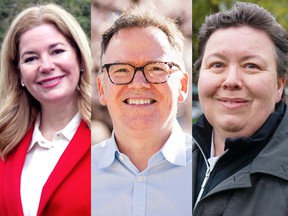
[92,4,191,216]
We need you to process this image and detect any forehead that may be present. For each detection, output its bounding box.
[204,26,275,56]
[102,26,174,64]
[19,23,66,46]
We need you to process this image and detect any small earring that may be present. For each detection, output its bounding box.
[21,83,25,87]
[80,68,84,73]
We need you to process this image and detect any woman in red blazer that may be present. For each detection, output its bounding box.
[0,3,91,215]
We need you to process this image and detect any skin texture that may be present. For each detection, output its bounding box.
[198,26,285,156]
[19,23,80,140]
[97,26,188,170]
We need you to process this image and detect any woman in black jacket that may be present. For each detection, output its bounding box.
[193,2,288,215]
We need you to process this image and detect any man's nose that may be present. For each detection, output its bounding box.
[128,69,150,89]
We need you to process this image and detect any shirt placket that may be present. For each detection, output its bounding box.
[132,171,147,216]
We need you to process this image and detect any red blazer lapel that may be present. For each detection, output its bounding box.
[1,126,34,216]
[37,120,90,213]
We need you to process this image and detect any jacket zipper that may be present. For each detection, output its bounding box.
[193,137,228,211]
[194,166,211,208]
[193,137,211,210]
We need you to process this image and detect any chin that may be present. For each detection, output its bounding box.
[129,120,160,132]
[222,125,244,133]
[217,118,246,132]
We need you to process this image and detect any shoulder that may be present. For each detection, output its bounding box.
[250,174,288,206]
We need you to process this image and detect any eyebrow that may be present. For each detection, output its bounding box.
[239,55,267,63]
[204,52,267,63]
[203,53,227,63]
[20,42,65,59]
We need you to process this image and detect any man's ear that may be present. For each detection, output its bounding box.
[178,72,189,103]
[97,75,107,105]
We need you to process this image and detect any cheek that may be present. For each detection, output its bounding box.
[64,50,80,73]
[73,69,80,83]
[166,80,181,102]
[65,61,81,86]
[19,66,35,83]
[68,58,80,73]
[104,84,120,105]
[198,72,219,100]
[249,75,278,101]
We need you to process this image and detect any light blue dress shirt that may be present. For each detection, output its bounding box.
[92,122,192,216]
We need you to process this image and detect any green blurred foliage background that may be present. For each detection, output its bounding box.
[192,0,288,82]
[0,0,91,44]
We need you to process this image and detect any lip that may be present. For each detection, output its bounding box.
[38,75,65,88]
[123,98,157,105]
[217,97,249,110]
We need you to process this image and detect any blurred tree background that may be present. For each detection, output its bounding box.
[193,0,288,84]
[0,0,90,44]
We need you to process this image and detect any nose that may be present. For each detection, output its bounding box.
[39,55,55,73]
[128,69,150,89]
[222,65,243,90]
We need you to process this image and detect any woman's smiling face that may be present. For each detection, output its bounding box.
[198,26,285,138]
[19,23,80,107]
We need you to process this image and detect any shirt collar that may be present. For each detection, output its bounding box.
[28,112,81,152]
[159,121,187,166]
[60,112,81,140]
[98,132,119,168]
[99,121,187,168]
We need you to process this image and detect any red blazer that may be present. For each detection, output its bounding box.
[0,120,91,215]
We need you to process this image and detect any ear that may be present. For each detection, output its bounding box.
[178,72,189,103]
[97,74,107,105]
[276,77,286,103]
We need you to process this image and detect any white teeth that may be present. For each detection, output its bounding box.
[41,77,61,85]
[127,99,153,105]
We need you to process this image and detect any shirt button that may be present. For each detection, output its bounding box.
[56,133,60,137]
[119,155,124,161]
[137,176,144,182]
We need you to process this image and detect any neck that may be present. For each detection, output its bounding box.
[114,123,174,171]
[40,100,78,141]
[213,129,230,157]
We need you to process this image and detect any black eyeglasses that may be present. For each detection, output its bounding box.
[101,61,181,85]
